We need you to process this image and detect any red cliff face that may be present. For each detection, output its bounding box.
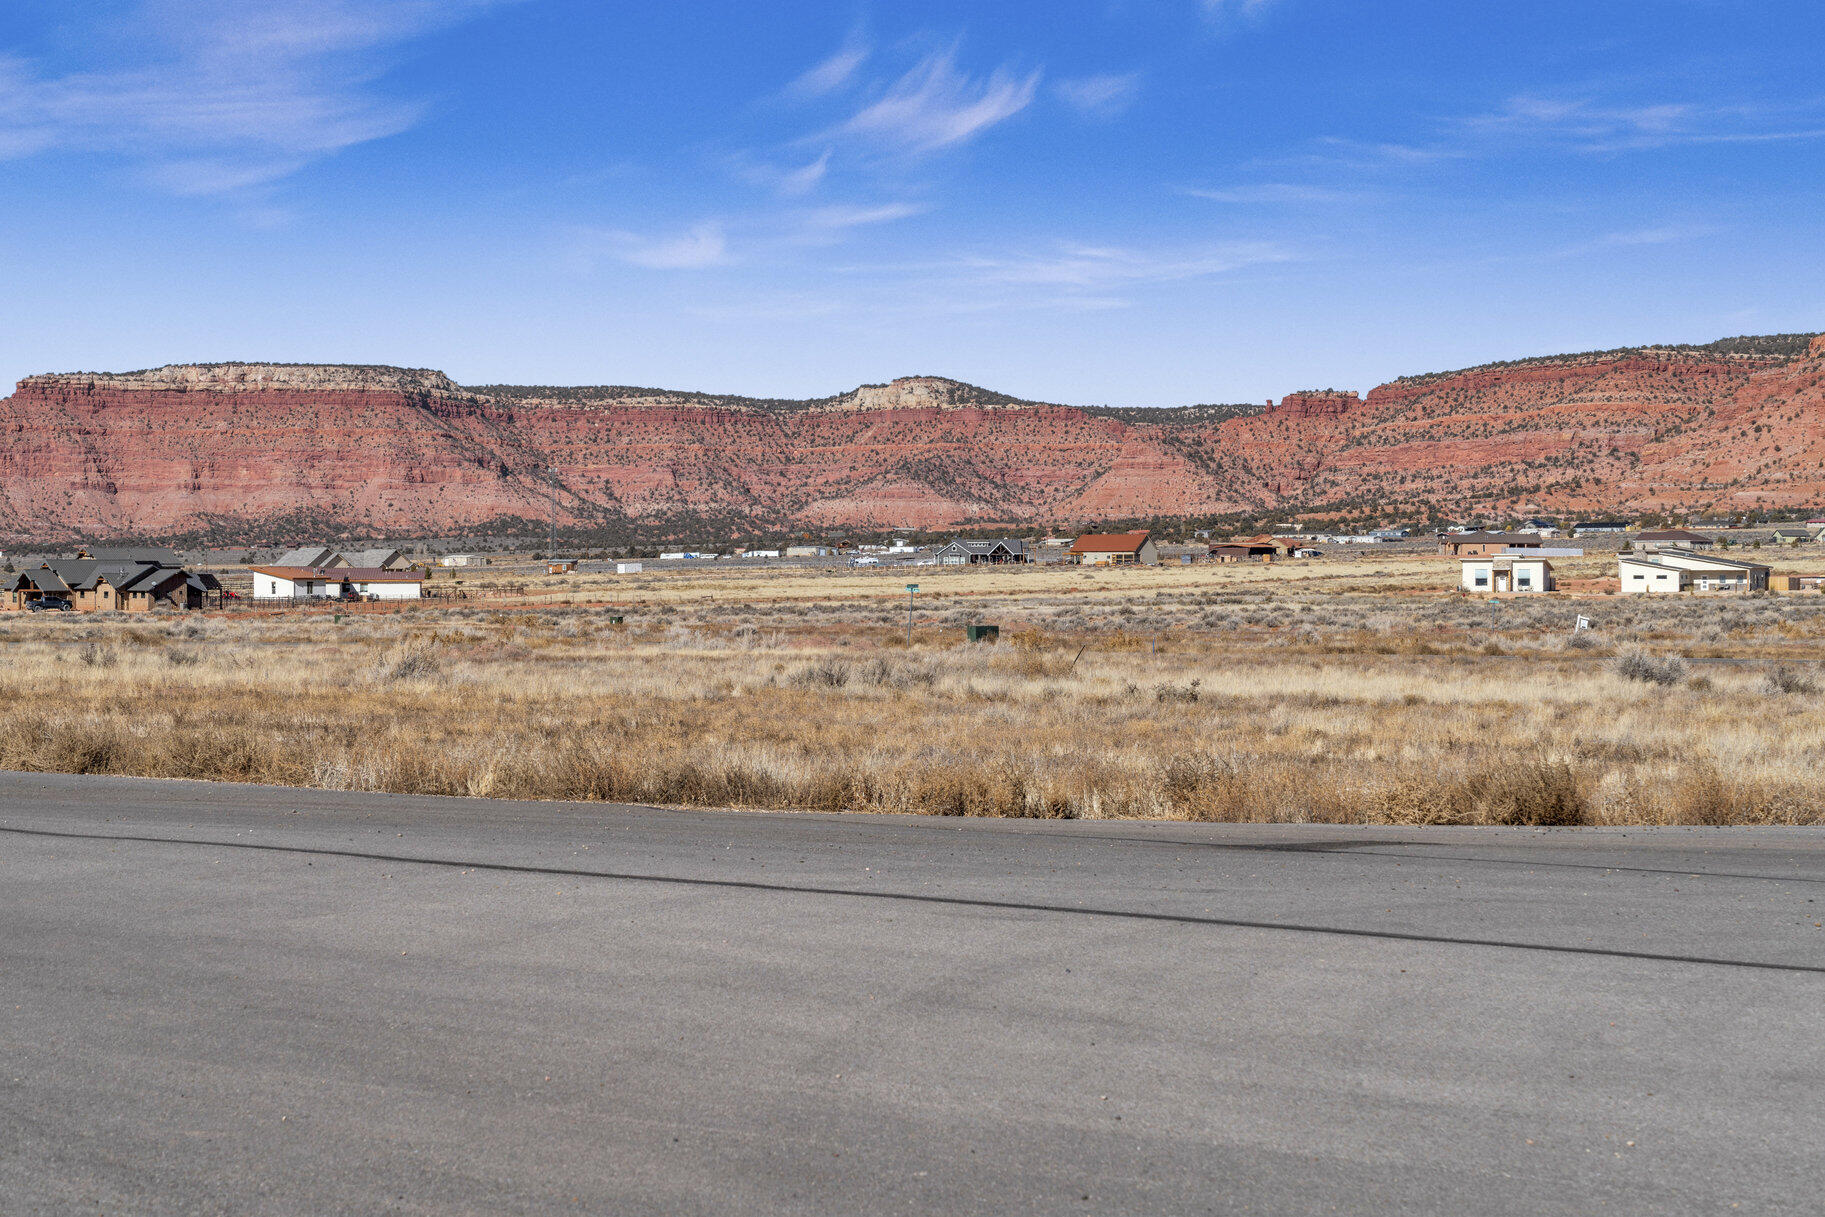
[1270,390,1361,419]
[1,339,1821,540]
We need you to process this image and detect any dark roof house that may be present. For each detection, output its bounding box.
[935,539,1029,564]
[79,546,183,566]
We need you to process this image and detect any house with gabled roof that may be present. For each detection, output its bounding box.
[1068,530,1158,566]
[935,538,1029,565]
[344,548,408,569]
[5,554,201,612]
[78,545,183,566]
[274,546,345,569]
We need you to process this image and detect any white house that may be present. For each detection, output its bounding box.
[1460,553,1556,593]
[785,545,836,558]
[1618,552,1769,594]
[438,554,478,567]
[615,561,644,574]
[251,566,425,601]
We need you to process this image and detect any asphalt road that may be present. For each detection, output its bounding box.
[3,773,1823,1215]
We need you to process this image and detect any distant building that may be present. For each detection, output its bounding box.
[345,548,408,570]
[1067,531,1158,566]
[1209,539,1280,563]
[1572,520,1632,536]
[438,554,478,567]
[1437,533,1547,557]
[615,561,644,574]
[785,545,836,558]
[1634,530,1714,550]
[274,546,345,569]
[1617,552,1769,594]
[1771,528,1813,545]
[1514,518,1559,536]
[78,545,184,566]
[935,539,1029,565]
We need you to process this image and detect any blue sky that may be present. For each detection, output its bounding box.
[2,0,1821,405]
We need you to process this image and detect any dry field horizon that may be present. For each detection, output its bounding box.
[8,554,1825,826]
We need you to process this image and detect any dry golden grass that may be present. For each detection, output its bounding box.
[4,565,1825,825]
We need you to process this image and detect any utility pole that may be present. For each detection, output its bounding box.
[905,583,919,646]
[547,466,557,557]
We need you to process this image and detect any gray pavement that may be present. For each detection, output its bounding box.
[2,771,1822,1215]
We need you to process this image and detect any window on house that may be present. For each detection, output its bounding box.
[1473,573,1488,587]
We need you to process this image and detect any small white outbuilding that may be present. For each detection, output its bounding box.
[251,566,425,601]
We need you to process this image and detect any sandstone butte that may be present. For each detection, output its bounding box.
[2,332,1823,541]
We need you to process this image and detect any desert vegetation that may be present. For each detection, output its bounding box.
[4,559,1825,825]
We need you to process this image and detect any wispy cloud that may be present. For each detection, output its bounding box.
[576,223,731,271]
[1054,73,1141,119]
[1591,225,1706,248]
[0,0,512,195]
[823,48,1040,156]
[737,149,832,196]
[787,40,871,99]
[1186,182,1357,204]
[1200,0,1286,24]
[955,240,1292,290]
[1461,94,1825,154]
[802,202,928,230]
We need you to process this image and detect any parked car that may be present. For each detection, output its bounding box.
[27,596,73,612]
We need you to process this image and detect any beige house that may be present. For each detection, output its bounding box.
[1617,551,1769,593]
[1068,531,1159,566]
[1460,554,1555,593]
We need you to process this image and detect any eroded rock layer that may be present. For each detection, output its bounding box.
[2,336,1822,539]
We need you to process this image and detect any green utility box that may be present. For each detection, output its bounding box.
[607,615,625,624]
[965,624,1000,643]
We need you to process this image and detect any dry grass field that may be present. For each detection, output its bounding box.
[6,554,1825,825]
